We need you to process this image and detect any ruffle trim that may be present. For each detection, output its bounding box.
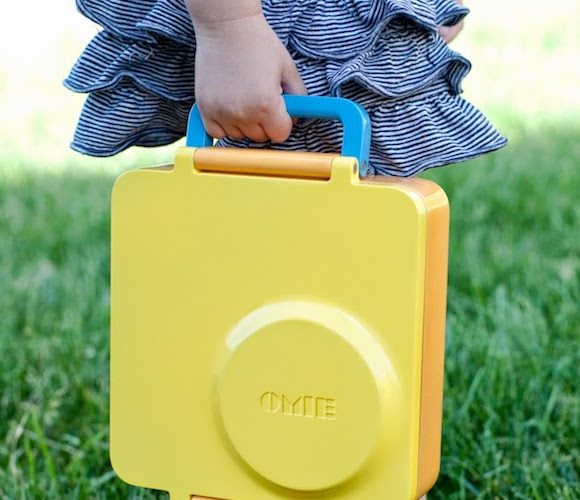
[64,31,195,101]
[66,0,471,101]
[74,0,468,51]
[218,81,508,176]
[76,0,467,50]
[286,0,468,60]
[70,81,191,156]
[69,78,507,177]
[75,0,195,44]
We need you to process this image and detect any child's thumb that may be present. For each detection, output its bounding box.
[281,62,307,124]
[281,61,308,96]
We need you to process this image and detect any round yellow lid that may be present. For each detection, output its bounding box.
[217,301,400,492]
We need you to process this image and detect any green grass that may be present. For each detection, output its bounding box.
[423,123,580,498]
[1,0,579,497]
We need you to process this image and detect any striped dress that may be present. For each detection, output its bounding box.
[65,0,507,177]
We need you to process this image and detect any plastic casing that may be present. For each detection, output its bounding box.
[110,147,449,500]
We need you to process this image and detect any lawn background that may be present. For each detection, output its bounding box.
[0,1,578,498]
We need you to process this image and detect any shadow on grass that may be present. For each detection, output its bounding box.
[0,122,578,499]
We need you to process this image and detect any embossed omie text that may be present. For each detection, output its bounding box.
[259,392,336,421]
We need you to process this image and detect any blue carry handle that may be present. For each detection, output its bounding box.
[186,94,371,174]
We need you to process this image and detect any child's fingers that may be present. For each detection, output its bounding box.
[282,61,307,126]
[261,95,294,143]
[439,21,464,43]
[240,123,270,143]
[281,61,308,96]
[203,117,227,140]
[223,124,246,140]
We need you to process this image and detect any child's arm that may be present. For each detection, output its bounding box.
[186,0,307,143]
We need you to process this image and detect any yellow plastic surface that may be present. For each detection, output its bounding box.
[110,147,449,500]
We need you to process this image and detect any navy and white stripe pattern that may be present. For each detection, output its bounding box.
[65,0,507,177]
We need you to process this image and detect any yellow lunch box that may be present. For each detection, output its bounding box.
[110,95,449,500]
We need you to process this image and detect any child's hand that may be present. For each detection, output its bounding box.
[439,0,465,43]
[439,22,464,43]
[193,13,307,143]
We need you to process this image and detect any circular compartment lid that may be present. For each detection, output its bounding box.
[217,301,400,492]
